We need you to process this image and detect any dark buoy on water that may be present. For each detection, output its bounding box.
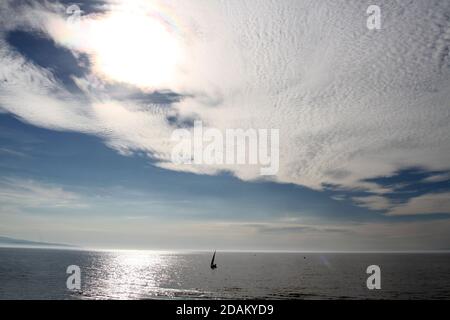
[210,250,217,269]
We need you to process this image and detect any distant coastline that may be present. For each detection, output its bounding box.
[0,236,75,249]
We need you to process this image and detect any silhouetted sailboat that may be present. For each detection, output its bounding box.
[210,250,217,269]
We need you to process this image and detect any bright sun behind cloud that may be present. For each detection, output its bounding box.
[50,5,183,90]
[89,11,181,89]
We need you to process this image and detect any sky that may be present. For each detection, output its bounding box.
[0,0,449,251]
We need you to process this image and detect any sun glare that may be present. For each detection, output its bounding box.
[88,11,181,90]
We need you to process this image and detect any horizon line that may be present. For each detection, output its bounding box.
[1,244,450,254]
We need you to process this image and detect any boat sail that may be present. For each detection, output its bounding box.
[210,250,217,269]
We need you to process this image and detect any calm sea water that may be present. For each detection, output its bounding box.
[0,247,449,300]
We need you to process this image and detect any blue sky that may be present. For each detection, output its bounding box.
[0,0,449,251]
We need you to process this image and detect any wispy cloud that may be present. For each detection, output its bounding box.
[254,224,351,235]
[352,191,450,216]
[352,195,393,211]
[387,192,450,216]
[0,147,27,157]
[0,178,84,210]
[423,172,450,183]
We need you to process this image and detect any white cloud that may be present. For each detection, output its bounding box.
[352,195,393,211]
[0,147,27,157]
[0,178,83,210]
[331,195,346,201]
[353,192,450,215]
[0,0,449,201]
[0,35,96,133]
[387,192,450,216]
[423,173,450,183]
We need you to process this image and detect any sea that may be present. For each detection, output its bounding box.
[1,247,449,300]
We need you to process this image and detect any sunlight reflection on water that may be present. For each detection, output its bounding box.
[82,251,196,300]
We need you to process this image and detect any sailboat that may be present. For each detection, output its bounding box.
[210,250,217,269]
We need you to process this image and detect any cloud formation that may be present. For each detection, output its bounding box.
[352,195,393,211]
[0,0,449,216]
[387,192,450,216]
[0,178,83,211]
